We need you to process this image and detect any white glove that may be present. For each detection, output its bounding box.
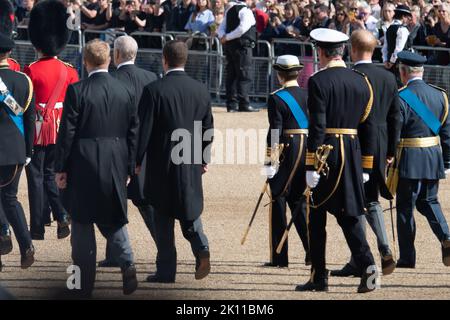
[363,173,370,183]
[306,170,320,188]
[445,169,450,178]
[261,165,277,179]
[25,157,31,166]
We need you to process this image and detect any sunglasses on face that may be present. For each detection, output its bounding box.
[337,12,345,16]
[439,9,447,13]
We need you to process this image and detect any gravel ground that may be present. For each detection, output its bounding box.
[1,107,450,300]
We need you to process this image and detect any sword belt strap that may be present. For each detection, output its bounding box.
[325,128,358,135]
[283,129,309,135]
[398,136,440,148]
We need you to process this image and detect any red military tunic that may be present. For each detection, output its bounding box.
[7,58,20,71]
[24,56,79,146]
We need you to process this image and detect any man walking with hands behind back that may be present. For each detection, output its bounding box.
[137,40,213,283]
[55,39,139,297]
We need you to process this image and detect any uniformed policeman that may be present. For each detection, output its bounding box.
[388,51,450,268]
[24,0,79,240]
[0,32,36,271]
[382,4,412,83]
[262,55,309,268]
[295,28,377,293]
[218,0,259,112]
[0,0,21,72]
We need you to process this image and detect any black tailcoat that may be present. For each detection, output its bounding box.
[111,64,157,203]
[137,71,214,221]
[0,66,35,166]
[353,63,402,199]
[55,72,139,226]
[306,63,376,216]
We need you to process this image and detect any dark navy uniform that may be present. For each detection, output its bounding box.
[0,41,35,269]
[304,60,376,282]
[265,82,309,267]
[296,30,378,293]
[392,56,450,267]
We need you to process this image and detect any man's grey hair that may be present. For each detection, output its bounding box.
[114,36,138,61]
[400,63,424,74]
[322,45,345,58]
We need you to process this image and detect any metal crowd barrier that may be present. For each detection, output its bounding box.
[9,31,450,103]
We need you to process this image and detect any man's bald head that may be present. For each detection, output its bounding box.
[350,29,377,55]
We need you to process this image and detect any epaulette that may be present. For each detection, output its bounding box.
[270,87,284,95]
[8,58,19,64]
[429,83,447,93]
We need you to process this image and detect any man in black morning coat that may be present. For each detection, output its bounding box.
[331,30,401,277]
[55,39,139,297]
[137,40,213,283]
[98,35,158,268]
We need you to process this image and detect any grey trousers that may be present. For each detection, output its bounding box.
[154,214,209,280]
[71,221,134,295]
[349,202,390,267]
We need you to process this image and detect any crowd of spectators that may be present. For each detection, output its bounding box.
[7,0,450,64]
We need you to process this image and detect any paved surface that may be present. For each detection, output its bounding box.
[1,107,450,299]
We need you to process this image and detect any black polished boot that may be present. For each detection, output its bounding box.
[57,215,71,239]
[0,227,13,255]
[357,270,378,293]
[330,263,359,277]
[295,270,329,292]
[122,262,138,295]
[21,245,35,269]
[381,248,396,275]
[195,248,211,280]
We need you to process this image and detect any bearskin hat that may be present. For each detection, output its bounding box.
[29,0,70,56]
[0,0,14,37]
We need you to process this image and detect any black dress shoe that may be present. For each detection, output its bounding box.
[122,263,138,295]
[295,280,329,292]
[21,246,35,269]
[239,105,259,112]
[295,270,329,292]
[227,106,238,113]
[396,259,415,269]
[330,263,359,277]
[262,262,288,268]
[146,274,175,283]
[357,272,377,293]
[381,251,396,275]
[0,230,13,255]
[98,259,120,268]
[442,239,450,266]
[57,218,71,240]
[31,233,44,240]
[195,250,211,280]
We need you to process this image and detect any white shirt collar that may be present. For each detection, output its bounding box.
[117,61,134,69]
[88,69,109,77]
[354,60,372,66]
[407,76,422,85]
[165,67,185,75]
